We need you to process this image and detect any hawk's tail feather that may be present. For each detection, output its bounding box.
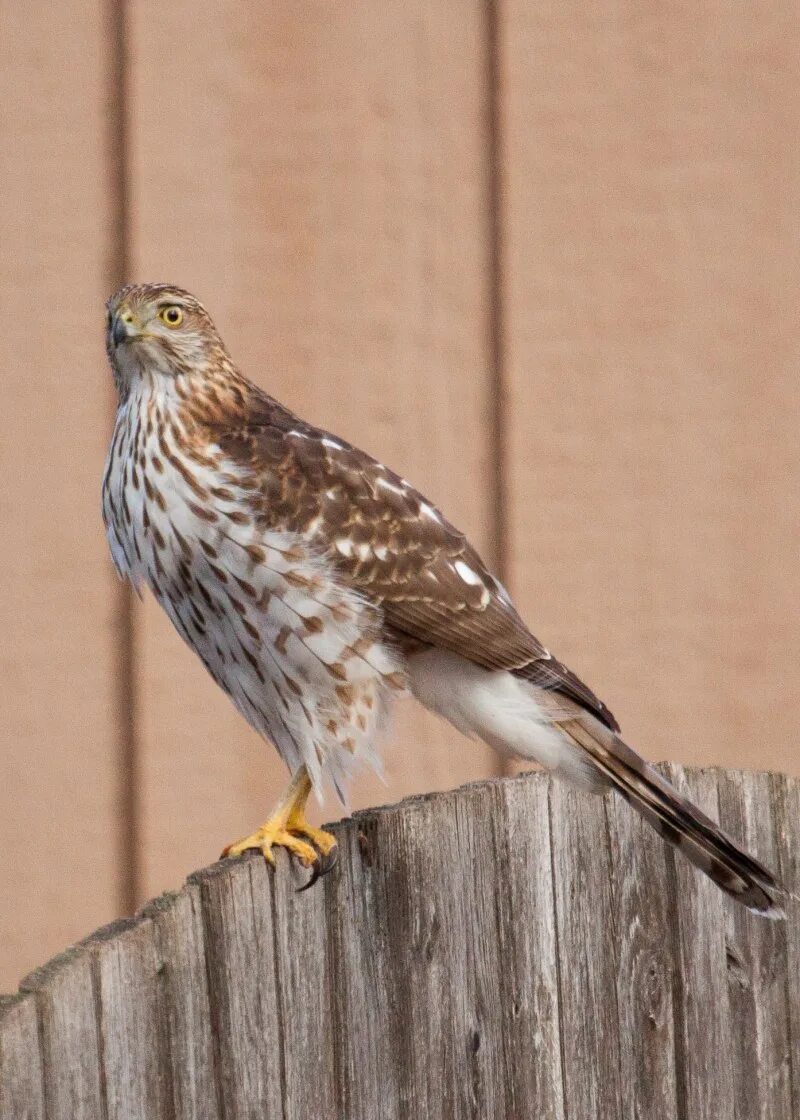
[560,717,785,919]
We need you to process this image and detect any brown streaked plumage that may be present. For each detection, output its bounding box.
[102,282,784,914]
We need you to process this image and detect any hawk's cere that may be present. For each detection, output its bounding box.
[102,283,783,913]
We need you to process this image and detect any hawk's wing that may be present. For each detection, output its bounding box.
[215,396,619,732]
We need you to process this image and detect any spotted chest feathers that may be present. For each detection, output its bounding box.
[102,382,407,796]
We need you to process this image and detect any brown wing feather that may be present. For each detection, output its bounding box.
[215,390,618,731]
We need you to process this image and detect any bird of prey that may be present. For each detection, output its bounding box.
[102,282,783,914]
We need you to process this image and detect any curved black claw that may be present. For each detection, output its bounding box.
[297,842,339,893]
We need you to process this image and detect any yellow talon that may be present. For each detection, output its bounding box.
[286,815,338,859]
[222,765,339,887]
[222,825,319,866]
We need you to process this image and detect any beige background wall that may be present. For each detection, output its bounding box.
[1,1,797,990]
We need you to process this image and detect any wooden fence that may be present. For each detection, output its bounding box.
[1,765,797,1119]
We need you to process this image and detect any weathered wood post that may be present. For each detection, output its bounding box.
[1,767,798,1119]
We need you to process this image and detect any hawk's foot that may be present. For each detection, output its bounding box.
[285,816,339,891]
[221,765,338,889]
[221,822,319,867]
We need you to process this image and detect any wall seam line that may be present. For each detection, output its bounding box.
[486,0,516,783]
[106,0,139,916]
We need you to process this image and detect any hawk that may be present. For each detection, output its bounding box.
[102,283,783,914]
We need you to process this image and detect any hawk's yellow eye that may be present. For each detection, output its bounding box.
[159,305,184,328]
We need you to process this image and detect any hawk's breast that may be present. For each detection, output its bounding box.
[102,388,406,793]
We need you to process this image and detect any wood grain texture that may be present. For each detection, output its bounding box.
[144,887,222,1120]
[665,766,736,1119]
[771,774,800,1120]
[0,996,44,1120]
[498,0,800,778]
[325,811,401,1118]
[125,0,500,906]
[351,793,469,1115]
[607,772,679,1119]
[717,769,792,1120]
[270,857,337,1119]
[20,950,104,1120]
[0,768,797,1117]
[548,779,624,1118]
[0,0,122,990]
[193,858,285,1118]
[91,917,172,1120]
[367,787,507,1116]
[491,776,563,1117]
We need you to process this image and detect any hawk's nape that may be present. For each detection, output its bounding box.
[102,282,785,914]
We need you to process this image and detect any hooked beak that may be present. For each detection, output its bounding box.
[111,313,135,348]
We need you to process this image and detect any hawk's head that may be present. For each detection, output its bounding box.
[106,283,228,390]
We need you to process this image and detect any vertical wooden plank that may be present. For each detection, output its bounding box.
[499,1,800,778]
[606,788,679,1119]
[450,781,514,1118]
[325,813,400,1119]
[91,917,173,1120]
[356,793,469,1116]
[344,785,510,1117]
[125,0,500,901]
[20,951,104,1120]
[772,774,800,1120]
[269,863,336,1119]
[492,774,564,1118]
[716,769,791,1120]
[0,0,122,989]
[665,765,736,1119]
[548,780,624,1117]
[145,887,222,1120]
[0,996,44,1120]
[195,858,285,1118]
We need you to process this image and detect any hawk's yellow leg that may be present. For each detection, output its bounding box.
[222,767,338,885]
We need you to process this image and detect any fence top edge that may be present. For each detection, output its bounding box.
[19,913,155,998]
[343,768,549,828]
[3,763,791,1010]
[0,992,32,1021]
